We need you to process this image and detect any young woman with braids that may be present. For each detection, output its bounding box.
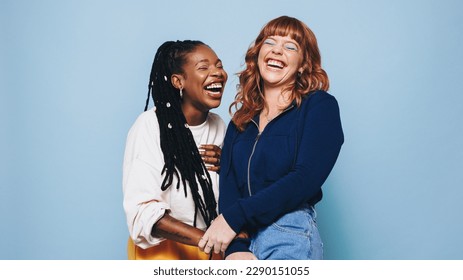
[198,16,344,259]
[123,40,228,259]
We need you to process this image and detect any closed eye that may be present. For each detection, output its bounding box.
[263,38,276,45]
[284,42,298,51]
[197,64,209,70]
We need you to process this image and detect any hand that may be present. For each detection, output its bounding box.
[199,144,221,172]
[225,252,257,260]
[198,214,236,254]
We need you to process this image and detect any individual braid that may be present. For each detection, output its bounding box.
[144,40,217,228]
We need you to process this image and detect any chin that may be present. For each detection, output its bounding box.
[207,100,222,110]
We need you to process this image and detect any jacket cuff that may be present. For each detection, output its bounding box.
[224,238,251,258]
[221,202,246,234]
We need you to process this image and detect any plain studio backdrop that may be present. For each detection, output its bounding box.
[1,0,462,259]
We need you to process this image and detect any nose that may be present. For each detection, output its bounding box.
[271,44,283,55]
[211,66,226,79]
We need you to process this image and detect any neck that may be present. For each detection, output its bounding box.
[263,87,291,111]
[182,104,208,126]
[262,86,282,101]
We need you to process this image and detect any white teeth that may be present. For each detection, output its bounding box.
[267,59,284,68]
[206,83,223,90]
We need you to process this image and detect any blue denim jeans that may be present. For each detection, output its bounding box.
[249,205,323,260]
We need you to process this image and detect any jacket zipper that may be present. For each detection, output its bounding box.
[246,105,294,196]
[247,125,260,196]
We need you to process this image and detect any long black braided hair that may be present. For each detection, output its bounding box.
[144,40,217,228]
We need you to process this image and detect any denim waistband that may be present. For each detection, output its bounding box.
[296,203,316,218]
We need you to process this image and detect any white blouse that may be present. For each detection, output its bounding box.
[123,108,225,249]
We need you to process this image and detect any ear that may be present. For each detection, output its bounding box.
[171,74,185,90]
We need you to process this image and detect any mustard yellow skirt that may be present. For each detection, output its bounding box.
[127,238,222,260]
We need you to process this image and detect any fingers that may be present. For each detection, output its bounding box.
[199,145,222,158]
[204,243,214,254]
[198,236,212,254]
[211,242,223,255]
[198,215,235,254]
[206,165,220,172]
[199,144,222,153]
[199,145,222,171]
[199,235,228,254]
[201,155,220,165]
[220,244,229,254]
[198,236,208,251]
[201,155,220,172]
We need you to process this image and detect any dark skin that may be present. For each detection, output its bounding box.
[151,214,205,246]
[150,45,235,252]
[200,144,222,173]
[150,147,222,247]
[152,214,249,247]
[151,147,249,247]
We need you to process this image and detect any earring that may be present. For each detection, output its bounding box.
[179,88,183,98]
[297,71,302,77]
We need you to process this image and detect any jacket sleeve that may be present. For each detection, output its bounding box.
[221,95,344,234]
[219,122,252,257]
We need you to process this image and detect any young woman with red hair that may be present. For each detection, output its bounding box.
[199,16,344,260]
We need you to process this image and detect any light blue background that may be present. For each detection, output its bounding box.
[1,0,462,259]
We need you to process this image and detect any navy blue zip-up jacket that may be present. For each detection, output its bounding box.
[219,90,344,256]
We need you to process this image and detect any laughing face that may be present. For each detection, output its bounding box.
[257,35,303,90]
[177,44,228,114]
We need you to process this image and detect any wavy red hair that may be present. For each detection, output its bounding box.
[230,16,329,131]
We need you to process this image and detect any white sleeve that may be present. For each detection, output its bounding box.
[122,110,170,248]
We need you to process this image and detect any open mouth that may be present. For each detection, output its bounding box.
[266,59,285,69]
[204,82,223,95]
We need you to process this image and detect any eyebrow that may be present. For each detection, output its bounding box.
[195,59,209,66]
[195,58,222,66]
[268,36,299,45]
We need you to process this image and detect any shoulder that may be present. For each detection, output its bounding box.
[207,112,225,124]
[303,90,337,105]
[134,107,158,126]
[124,108,161,160]
[223,120,240,142]
[127,107,159,140]
[135,107,158,124]
[300,90,340,111]
[207,112,226,131]
[296,91,341,123]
